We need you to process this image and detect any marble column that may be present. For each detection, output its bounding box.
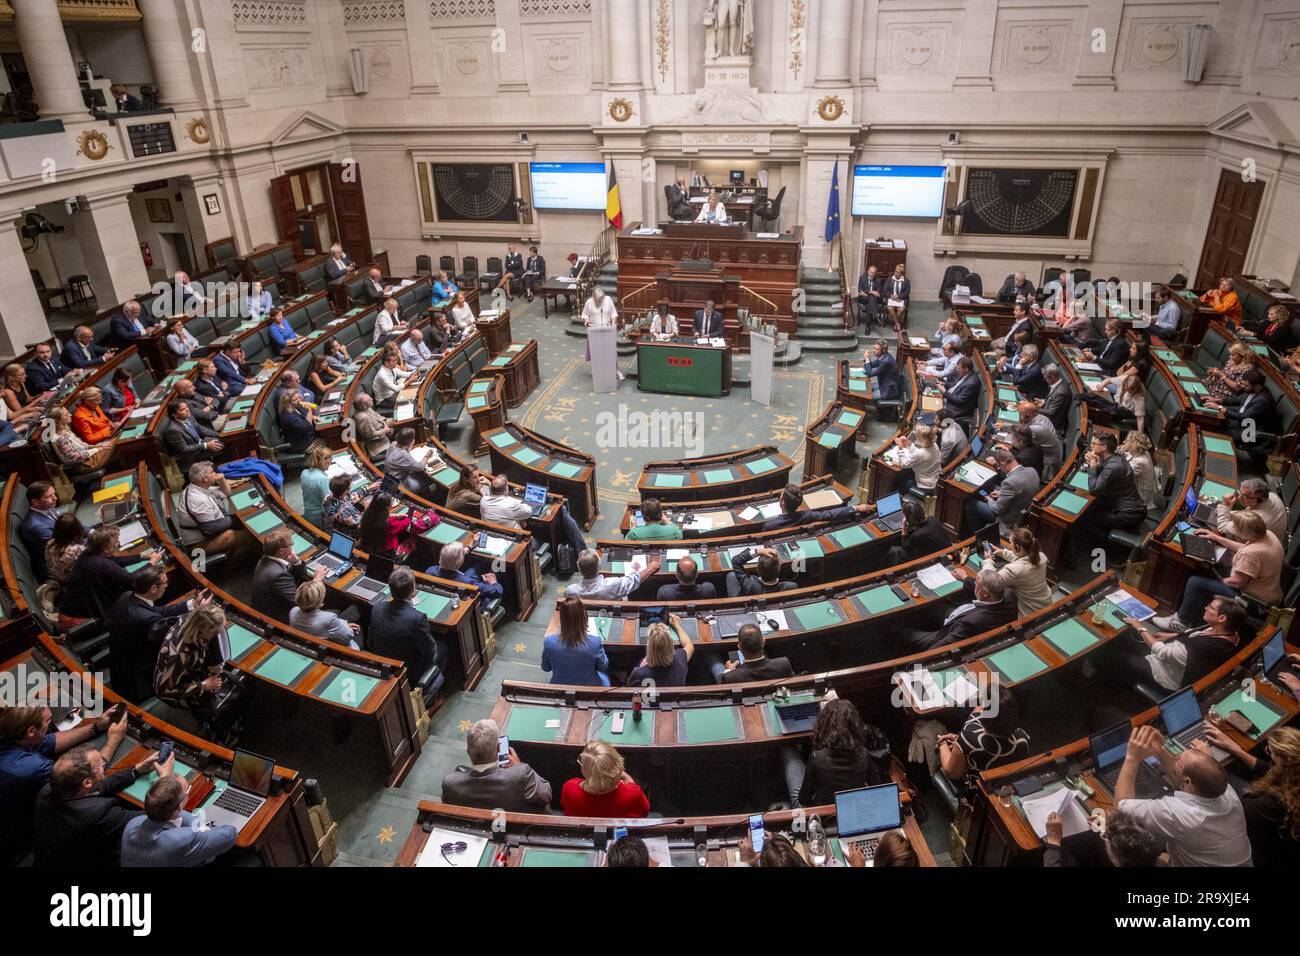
[812,0,852,87]
[12,0,89,123]
[0,212,55,356]
[137,0,201,110]
[607,0,642,90]
[76,193,152,307]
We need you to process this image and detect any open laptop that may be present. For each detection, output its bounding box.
[1261,629,1289,683]
[834,783,902,864]
[1179,530,1219,563]
[205,749,275,834]
[1088,722,1168,798]
[524,482,549,518]
[774,699,820,734]
[311,531,355,576]
[1159,687,1228,761]
[364,552,396,584]
[378,474,400,498]
[347,573,390,604]
[874,492,905,531]
[1184,487,1216,526]
[970,436,984,459]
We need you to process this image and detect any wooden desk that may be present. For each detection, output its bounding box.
[636,338,732,397]
[616,476,855,539]
[483,422,599,529]
[638,445,793,503]
[465,375,506,456]
[0,475,39,661]
[804,402,864,480]
[477,340,539,408]
[473,308,513,356]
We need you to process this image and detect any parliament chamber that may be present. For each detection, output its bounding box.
[1,2,1299,929]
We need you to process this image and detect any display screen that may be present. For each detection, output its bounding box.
[529,162,607,210]
[851,165,946,218]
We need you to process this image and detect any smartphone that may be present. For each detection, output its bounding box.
[107,702,127,723]
[497,734,510,767]
[1012,776,1043,797]
[748,814,766,854]
[613,826,628,842]
[611,711,626,734]
[157,740,174,765]
[477,531,489,550]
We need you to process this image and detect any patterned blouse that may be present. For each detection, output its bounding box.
[53,429,109,465]
[957,715,1030,789]
[1125,451,1158,509]
[323,493,363,530]
[1207,361,1251,403]
[153,622,214,707]
[45,541,85,586]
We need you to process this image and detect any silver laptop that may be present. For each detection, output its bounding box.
[834,783,902,865]
[1159,687,1228,762]
[205,749,275,833]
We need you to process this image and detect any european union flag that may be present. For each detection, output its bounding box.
[824,160,842,244]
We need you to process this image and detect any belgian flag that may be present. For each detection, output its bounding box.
[606,162,623,230]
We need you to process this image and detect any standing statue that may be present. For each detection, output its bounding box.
[704,0,754,61]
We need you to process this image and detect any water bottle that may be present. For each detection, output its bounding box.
[632,693,643,723]
[696,843,710,868]
[807,815,827,866]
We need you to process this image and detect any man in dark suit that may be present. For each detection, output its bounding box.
[522,245,546,302]
[762,483,874,531]
[110,84,142,112]
[856,265,885,329]
[110,301,158,347]
[666,177,692,220]
[1211,369,1279,452]
[252,528,323,625]
[863,341,902,401]
[693,300,725,337]
[654,556,717,601]
[213,344,247,394]
[367,567,447,702]
[107,569,194,701]
[720,624,795,683]
[940,355,982,420]
[60,326,115,370]
[884,498,951,565]
[32,743,155,867]
[195,359,232,412]
[999,271,1036,304]
[900,570,1016,653]
[1010,344,1048,401]
[1038,364,1073,438]
[18,481,60,581]
[324,244,355,281]
[173,379,220,429]
[441,718,553,813]
[726,546,798,597]
[496,243,524,300]
[1084,319,1131,374]
[161,400,222,473]
[995,303,1034,356]
[25,342,67,393]
[363,267,386,303]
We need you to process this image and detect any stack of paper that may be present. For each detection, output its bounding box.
[916,564,958,592]
[416,828,489,868]
[1020,788,1090,840]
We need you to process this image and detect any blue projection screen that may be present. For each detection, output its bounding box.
[529,162,608,210]
[851,165,947,218]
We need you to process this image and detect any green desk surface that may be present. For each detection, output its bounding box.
[765,692,818,734]
[1185,380,1209,395]
[791,599,845,630]
[746,456,779,475]
[124,560,148,574]
[985,644,1049,683]
[505,704,566,742]
[679,706,741,743]
[702,468,735,483]
[487,356,511,367]
[997,387,1019,403]
[1068,471,1090,491]
[176,360,197,372]
[817,431,843,448]
[927,578,965,597]
[124,760,199,802]
[290,534,313,557]
[848,379,868,392]
[467,396,487,410]
[423,519,465,545]
[103,475,135,493]
[651,473,686,487]
[1154,349,1180,362]
[549,461,583,479]
[1052,490,1089,515]
[118,423,148,440]
[1199,479,1236,501]
[1041,618,1101,657]
[488,431,515,449]
[836,410,863,428]
[514,446,543,466]
[857,585,907,615]
[246,509,284,534]
[1211,689,1284,740]
[433,466,460,487]
[847,366,867,377]
[591,709,655,745]
[996,407,1019,422]
[665,553,704,571]
[468,380,491,394]
[830,524,872,549]
[412,590,452,620]
[520,848,593,867]
[1202,436,1234,457]
[792,538,825,559]
[314,669,380,707]
[253,647,316,686]
[226,624,262,660]
[590,616,615,640]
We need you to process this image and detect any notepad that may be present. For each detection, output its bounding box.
[857,585,907,615]
[830,525,872,548]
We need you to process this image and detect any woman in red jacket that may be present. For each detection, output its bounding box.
[357,492,411,559]
[560,740,650,818]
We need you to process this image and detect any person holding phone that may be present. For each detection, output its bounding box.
[441,718,553,813]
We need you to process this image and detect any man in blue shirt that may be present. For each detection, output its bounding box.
[120,764,238,867]
[1,703,129,864]
[1153,288,1182,338]
[426,540,503,597]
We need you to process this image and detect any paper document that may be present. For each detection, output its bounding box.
[240,384,261,397]
[696,337,710,345]
[1076,362,1102,372]
[910,337,928,347]
[395,403,415,420]
[480,536,512,557]
[326,460,360,480]
[916,563,958,592]
[641,836,674,867]
[738,506,760,520]
[758,502,782,518]
[960,462,998,486]
[888,298,905,309]
[116,520,147,546]
[128,405,155,420]
[416,828,489,868]
[1021,788,1090,840]
[971,295,995,305]
[709,337,727,348]
[1104,589,1154,621]
[756,609,788,632]
[756,232,780,239]
[665,548,689,560]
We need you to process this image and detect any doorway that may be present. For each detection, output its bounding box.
[269,162,373,264]
[1195,168,1264,289]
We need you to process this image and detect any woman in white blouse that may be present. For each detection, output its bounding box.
[1092,361,1147,433]
[988,528,1052,615]
[1120,430,1157,509]
[164,319,201,360]
[449,292,476,331]
[896,423,941,496]
[649,304,678,339]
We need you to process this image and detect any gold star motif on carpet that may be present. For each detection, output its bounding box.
[611,470,634,488]
[774,414,799,428]
[514,642,527,653]
[458,719,472,733]
[377,826,396,844]
[543,409,571,423]
[555,397,578,408]
[772,430,797,442]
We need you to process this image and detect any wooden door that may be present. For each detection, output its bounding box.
[269,173,302,256]
[1195,168,1264,289]
[328,161,373,265]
